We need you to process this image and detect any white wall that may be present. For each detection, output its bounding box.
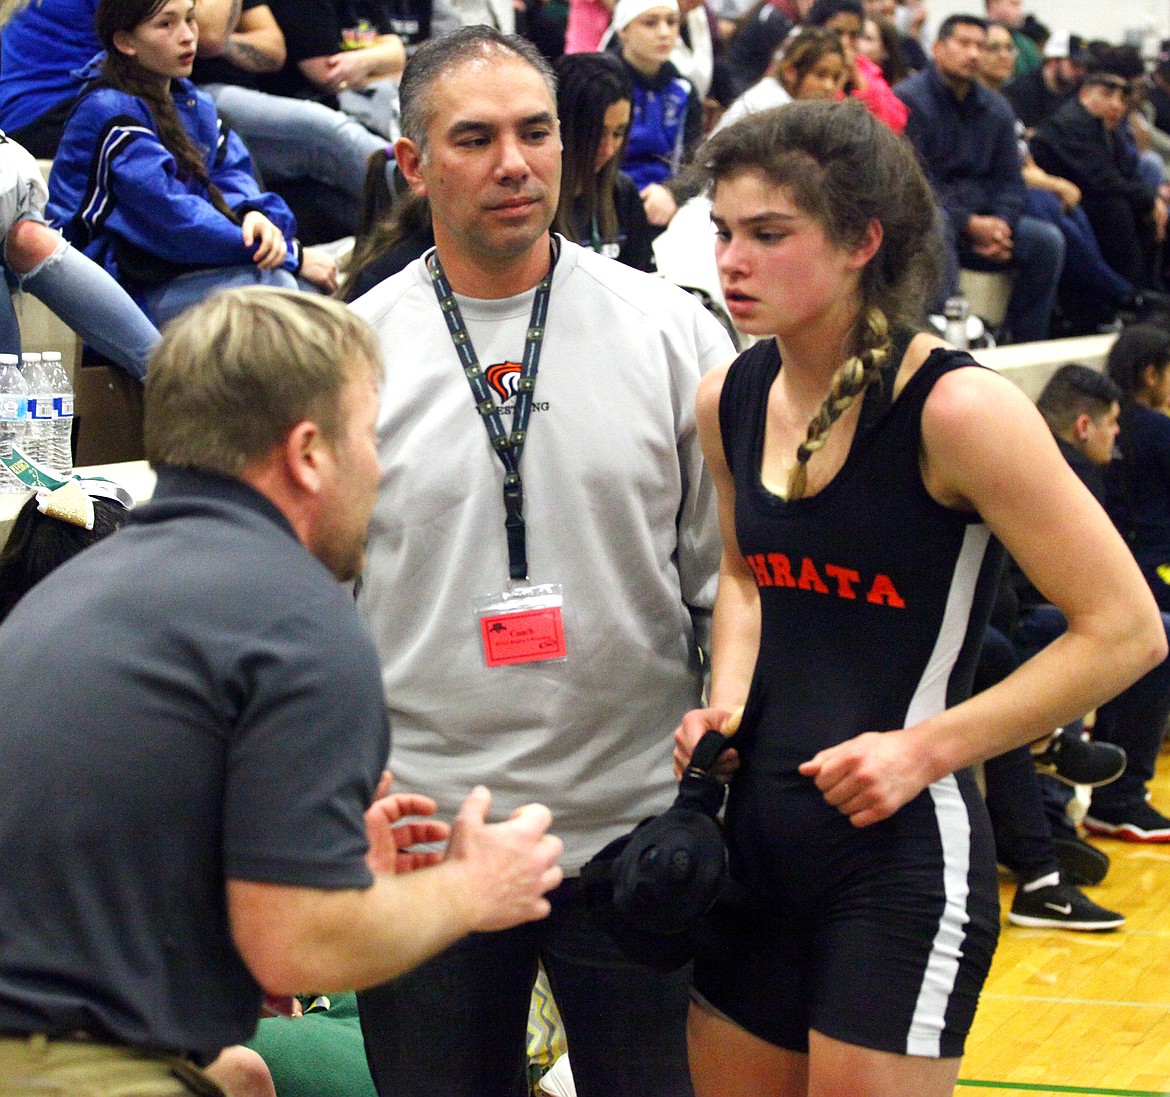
[922,0,1168,52]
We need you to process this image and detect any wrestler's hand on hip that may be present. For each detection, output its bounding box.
[799,730,929,827]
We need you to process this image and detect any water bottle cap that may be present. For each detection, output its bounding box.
[21,352,41,362]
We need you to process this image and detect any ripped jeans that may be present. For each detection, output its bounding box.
[0,225,159,381]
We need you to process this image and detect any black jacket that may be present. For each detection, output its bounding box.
[1030,97,1156,214]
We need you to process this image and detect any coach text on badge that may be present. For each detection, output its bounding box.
[475,583,567,668]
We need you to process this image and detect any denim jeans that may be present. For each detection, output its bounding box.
[1024,187,1132,304]
[971,215,1063,343]
[338,78,400,143]
[356,878,694,1097]
[2,236,159,380]
[142,266,298,328]
[939,211,1065,343]
[201,85,385,203]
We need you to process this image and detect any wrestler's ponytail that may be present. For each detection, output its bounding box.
[788,306,889,500]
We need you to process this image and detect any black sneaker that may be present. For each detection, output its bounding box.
[1032,728,1126,788]
[1051,834,1110,886]
[1008,880,1125,931]
[1083,801,1170,843]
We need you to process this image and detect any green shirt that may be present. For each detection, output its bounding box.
[1012,29,1041,76]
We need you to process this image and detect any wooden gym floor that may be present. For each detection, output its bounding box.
[957,745,1170,1096]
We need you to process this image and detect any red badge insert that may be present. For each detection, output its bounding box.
[480,605,567,667]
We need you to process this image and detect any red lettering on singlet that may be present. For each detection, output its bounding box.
[746,553,904,609]
[746,554,773,586]
[767,553,797,587]
[797,557,829,593]
[866,573,906,608]
[824,564,861,599]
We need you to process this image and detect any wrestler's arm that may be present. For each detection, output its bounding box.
[802,357,1166,826]
[673,362,761,777]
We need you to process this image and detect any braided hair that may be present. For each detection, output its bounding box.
[699,99,942,499]
[95,0,240,224]
[788,306,888,498]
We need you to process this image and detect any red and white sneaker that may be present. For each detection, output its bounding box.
[1083,802,1170,843]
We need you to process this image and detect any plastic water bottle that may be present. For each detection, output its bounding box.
[20,352,53,468]
[44,352,73,478]
[0,354,29,494]
[943,294,970,351]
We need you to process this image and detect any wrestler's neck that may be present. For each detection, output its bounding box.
[433,232,554,300]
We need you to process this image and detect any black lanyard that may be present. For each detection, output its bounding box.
[427,241,556,582]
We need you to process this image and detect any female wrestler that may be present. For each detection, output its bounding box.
[48,0,335,326]
[673,100,1164,1097]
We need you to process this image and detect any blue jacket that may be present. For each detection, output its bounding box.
[47,58,301,299]
[895,64,1026,232]
[620,58,700,191]
[0,0,98,133]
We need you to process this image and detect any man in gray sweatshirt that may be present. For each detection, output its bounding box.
[351,25,733,1097]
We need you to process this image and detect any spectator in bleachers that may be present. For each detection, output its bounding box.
[553,52,655,269]
[1149,44,1170,137]
[858,16,910,88]
[0,0,239,157]
[863,0,924,71]
[984,0,1037,76]
[805,0,905,132]
[191,0,390,238]
[979,23,1154,335]
[0,132,158,379]
[1031,69,1167,294]
[564,0,614,54]
[720,2,790,100]
[256,0,461,137]
[1104,325,1170,613]
[339,150,433,299]
[666,0,721,104]
[1024,359,1170,844]
[0,0,391,245]
[1002,28,1085,131]
[599,0,731,104]
[716,24,845,134]
[47,0,337,326]
[339,147,438,300]
[1093,43,1169,191]
[613,0,703,225]
[896,13,1063,343]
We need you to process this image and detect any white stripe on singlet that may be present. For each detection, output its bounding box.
[901,523,992,1058]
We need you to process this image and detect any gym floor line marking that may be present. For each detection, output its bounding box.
[980,993,1170,1009]
[957,1081,1170,1095]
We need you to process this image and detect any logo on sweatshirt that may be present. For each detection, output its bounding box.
[486,362,549,414]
